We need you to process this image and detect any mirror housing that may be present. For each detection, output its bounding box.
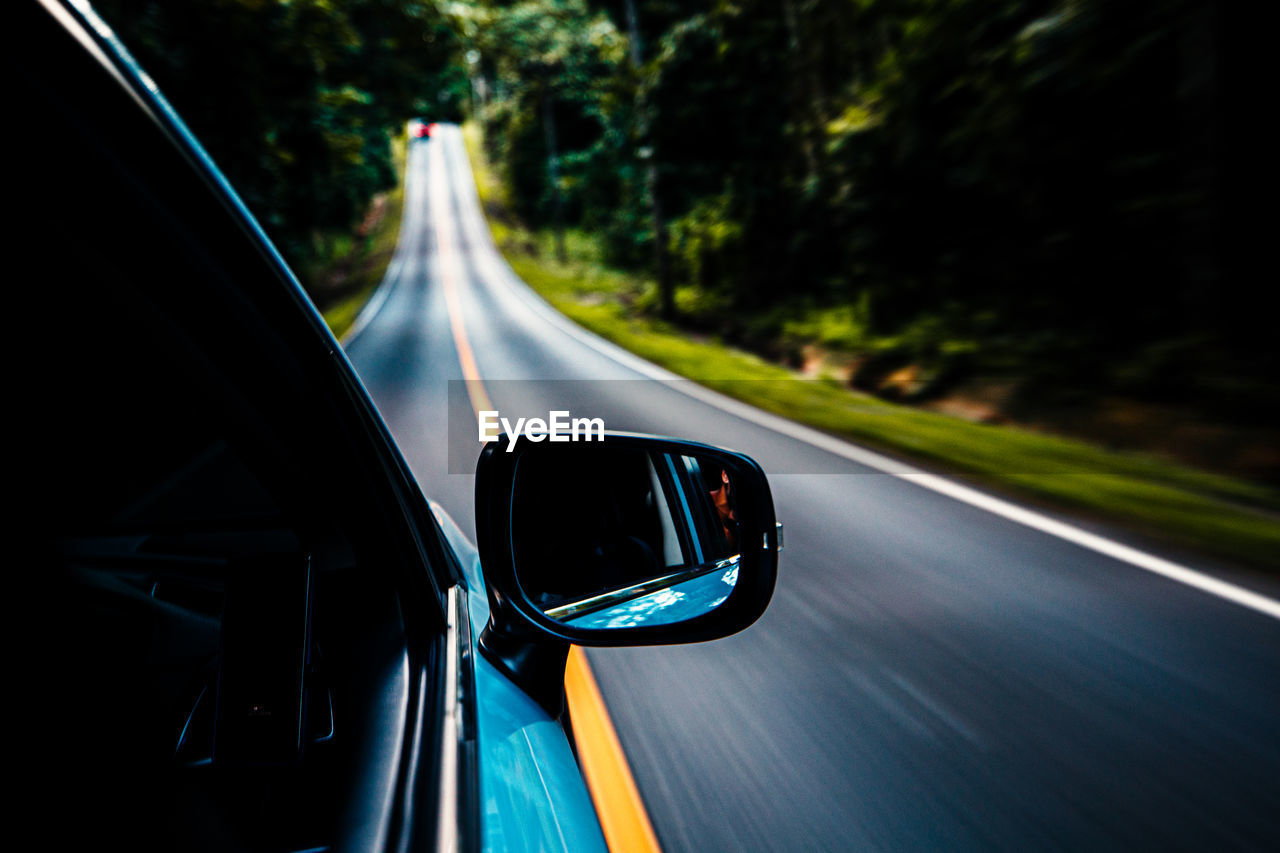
[475,432,779,714]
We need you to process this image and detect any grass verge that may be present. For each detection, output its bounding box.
[462,121,1280,571]
[315,130,409,339]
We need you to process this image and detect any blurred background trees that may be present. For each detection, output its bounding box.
[93,0,1270,428]
[469,0,1267,422]
[93,0,465,277]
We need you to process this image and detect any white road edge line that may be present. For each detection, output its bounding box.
[342,127,422,347]
[342,253,403,346]
[444,125,1280,621]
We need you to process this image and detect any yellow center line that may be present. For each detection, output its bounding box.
[430,133,661,853]
[431,139,493,417]
[564,647,663,852]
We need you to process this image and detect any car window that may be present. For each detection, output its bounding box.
[28,213,426,853]
[18,11,449,847]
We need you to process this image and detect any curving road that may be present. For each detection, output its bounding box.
[345,124,1280,851]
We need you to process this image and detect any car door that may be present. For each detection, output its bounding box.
[17,4,456,850]
[16,4,619,849]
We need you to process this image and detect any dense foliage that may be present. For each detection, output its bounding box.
[472,0,1265,415]
[94,0,1266,418]
[93,0,464,272]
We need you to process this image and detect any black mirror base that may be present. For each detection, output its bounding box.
[478,622,570,719]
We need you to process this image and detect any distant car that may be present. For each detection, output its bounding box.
[18,2,779,851]
[410,118,434,139]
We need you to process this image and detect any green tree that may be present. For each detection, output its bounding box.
[474,0,627,260]
[93,0,461,273]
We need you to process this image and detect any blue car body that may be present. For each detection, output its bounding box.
[434,504,608,852]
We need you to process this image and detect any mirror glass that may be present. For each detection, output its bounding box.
[511,446,742,630]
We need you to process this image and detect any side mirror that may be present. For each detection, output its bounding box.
[475,432,780,713]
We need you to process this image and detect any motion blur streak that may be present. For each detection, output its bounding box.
[898,470,1280,622]
[345,125,1280,851]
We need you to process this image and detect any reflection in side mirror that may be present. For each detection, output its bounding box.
[476,431,778,713]
[513,448,743,630]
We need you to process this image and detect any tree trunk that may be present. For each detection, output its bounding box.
[625,0,675,318]
[541,90,566,263]
[782,0,827,183]
[648,160,673,317]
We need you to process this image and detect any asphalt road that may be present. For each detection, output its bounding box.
[345,124,1280,851]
